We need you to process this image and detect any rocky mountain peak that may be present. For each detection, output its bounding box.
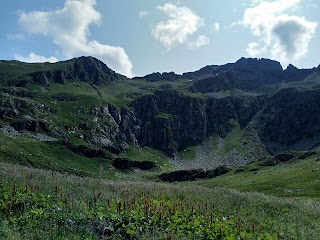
[283,64,299,77]
[132,71,181,82]
[72,56,122,85]
[285,64,298,71]
[30,56,125,86]
[232,57,283,75]
[73,56,110,73]
[283,63,314,82]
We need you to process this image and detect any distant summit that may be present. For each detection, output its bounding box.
[134,57,313,83]
[132,57,315,94]
[30,56,126,85]
[133,71,180,82]
[231,57,283,76]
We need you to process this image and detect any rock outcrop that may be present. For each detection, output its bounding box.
[158,166,230,182]
[66,144,112,159]
[86,105,140,154]
[9,119,66,140]
[112,158,156,170]
[0,96,56,120]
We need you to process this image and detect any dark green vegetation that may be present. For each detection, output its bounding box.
[1,56,320,238]
[0,162,320,239]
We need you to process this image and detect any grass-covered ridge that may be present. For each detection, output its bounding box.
[0,60,69,78]
[0,162,319,239]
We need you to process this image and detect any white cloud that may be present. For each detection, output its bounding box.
[17,0,133,77]
[151,3,202,49]
[246,42,267,56]
[139,10,149,18]
[7,34,25,40]
[239,0,317,64]
[271,15,317,62]
[211,22,220,31]
[15,52,58,63]
[188,35,210,49]
[250,0,264,5]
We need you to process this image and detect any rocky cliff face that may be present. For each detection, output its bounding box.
[131,91,209,157]
[87,105,140,154]
[257,88,320,153]
[130,90,261,157]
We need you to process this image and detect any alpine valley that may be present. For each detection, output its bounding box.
[1,56,320,239]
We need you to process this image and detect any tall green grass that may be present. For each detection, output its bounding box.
[0,162,319,239]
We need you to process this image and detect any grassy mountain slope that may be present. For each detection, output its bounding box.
[0,130,173,181]
[197,156,320,200]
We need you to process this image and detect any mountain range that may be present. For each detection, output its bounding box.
[1,56,320,177]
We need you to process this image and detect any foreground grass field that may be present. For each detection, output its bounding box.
[0,162,319,239]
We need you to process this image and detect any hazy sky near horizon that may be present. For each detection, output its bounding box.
[0,0,319,77]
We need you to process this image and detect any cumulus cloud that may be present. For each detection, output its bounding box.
[151,3,205,49]
[188,35,210,48]
[246,42,267,56]
[239,0,317,64]
[17,0,133,77]
[15,52,58,63]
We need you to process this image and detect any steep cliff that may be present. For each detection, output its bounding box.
[257,87,320,153]
[130,90,261,157]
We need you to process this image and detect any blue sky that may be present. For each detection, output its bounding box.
[0,0,319,77]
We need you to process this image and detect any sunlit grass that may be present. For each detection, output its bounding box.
[0,162,319,239]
